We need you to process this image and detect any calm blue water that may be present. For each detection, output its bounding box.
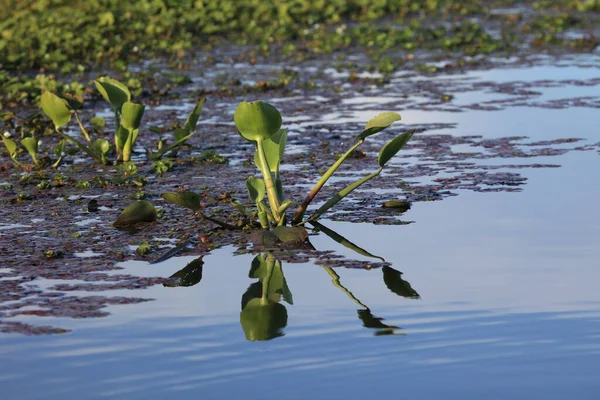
[1,62,599,399]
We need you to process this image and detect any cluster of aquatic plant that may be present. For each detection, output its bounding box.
[161,100,413,230]
[1,77,204,169]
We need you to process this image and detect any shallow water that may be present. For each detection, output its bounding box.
[1,60,600,399]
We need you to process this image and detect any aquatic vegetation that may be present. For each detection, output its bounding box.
[37,77,204,165]
[2,133,66,170]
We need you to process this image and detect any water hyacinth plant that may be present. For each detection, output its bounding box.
[235,100,414,227]
[162,100,413,232]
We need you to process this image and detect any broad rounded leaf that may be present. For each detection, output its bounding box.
[246,176,265,203]
[272,226,308,245]
[356,112,401,141]
[161,191,201,211]
[40,91,71,129]
[20,137,38,159]
[184,97,206,132]
[234,101,282,142]
[94,77,131,111]
[377,130,414,167]
[240,298,288,341]
[114,200,157,227]
[2,137,18,157]
[92,138,110,155]
[382,200,411,213]
[254,129,287,172]
[165,257,204,287]
[120,102,145,130]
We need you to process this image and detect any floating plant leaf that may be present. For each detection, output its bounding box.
[120,102,145,130]
[378,130,415,167]
[382,200,411,213]
[184,97,206,132]
[246,176,265,203]
[382,266,420,299]
[234,101,282,142]
[113,200,157,227]
[356,112,401,141]
[271,226,308,245]
[161,191,201,211]
[94,77,131,111]
[40,91,71,129]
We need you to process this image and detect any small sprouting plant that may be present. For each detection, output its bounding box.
[2,132,66,170]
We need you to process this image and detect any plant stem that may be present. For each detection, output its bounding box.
[306,167,383,223]
[292,140,363,225]
[261,254,276,305]
[56,129,105,164]
[73,111,91,142]
[255,138,281,223]
[323,267,368,309]
[196,211,239,230]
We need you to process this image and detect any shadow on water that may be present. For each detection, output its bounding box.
[163,222,420,341]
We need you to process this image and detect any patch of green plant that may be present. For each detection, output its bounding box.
[162,100,413,233]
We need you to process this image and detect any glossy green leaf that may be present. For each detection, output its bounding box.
[161,191,201,211]
[62,92,84,110]
[53,139,66,158]
[1,137,18,158]
[382,200,411,212]
[20,137,38,162]
[92,138,110,155]
[382,266,420,299]
[356,112,401,141]
[94,77,131,111]
[40,91,71,129]
[120,102,145,130]
[184,97,205,132]
[113,200,157,227]
[174,127,189,142]
[115,125,129,153]
[377,130,414,167]
[254,129,287,173]
[234,101,282,142]
[271,226,308,245]
[246,176,265,203]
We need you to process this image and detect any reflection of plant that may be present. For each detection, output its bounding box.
[240,253,292,341]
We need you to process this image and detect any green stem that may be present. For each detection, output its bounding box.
[306,167,383,223]
[292,140,364,225]
[255,138,281,223]
[73,111,91,142]
[56,129,105,164]
[196,211,239,230]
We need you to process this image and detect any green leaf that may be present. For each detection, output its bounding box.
[1,137,18,158]
[254,129,287,173]
[63,93,84,110]
[113,200,157,227]
[382,266,420,299]
[246,176,265,203]
[377,130,414,167]
[382,200,411,212]
[271,226,308,245]
[53,140,66,158]
[231,200,246,214]
[174,127,189,142]
[40,91,71,129]
[92,138,110,155]
[184,97,205,132]
[161,191,201,211]
[90,116,106,131]
[120,102,145,130]
[20,137,39,163]
[234,101,282,142]
[94,77,131,111]
[115,125,129,154]
[356,112,401,141]
[310,221,385,262]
